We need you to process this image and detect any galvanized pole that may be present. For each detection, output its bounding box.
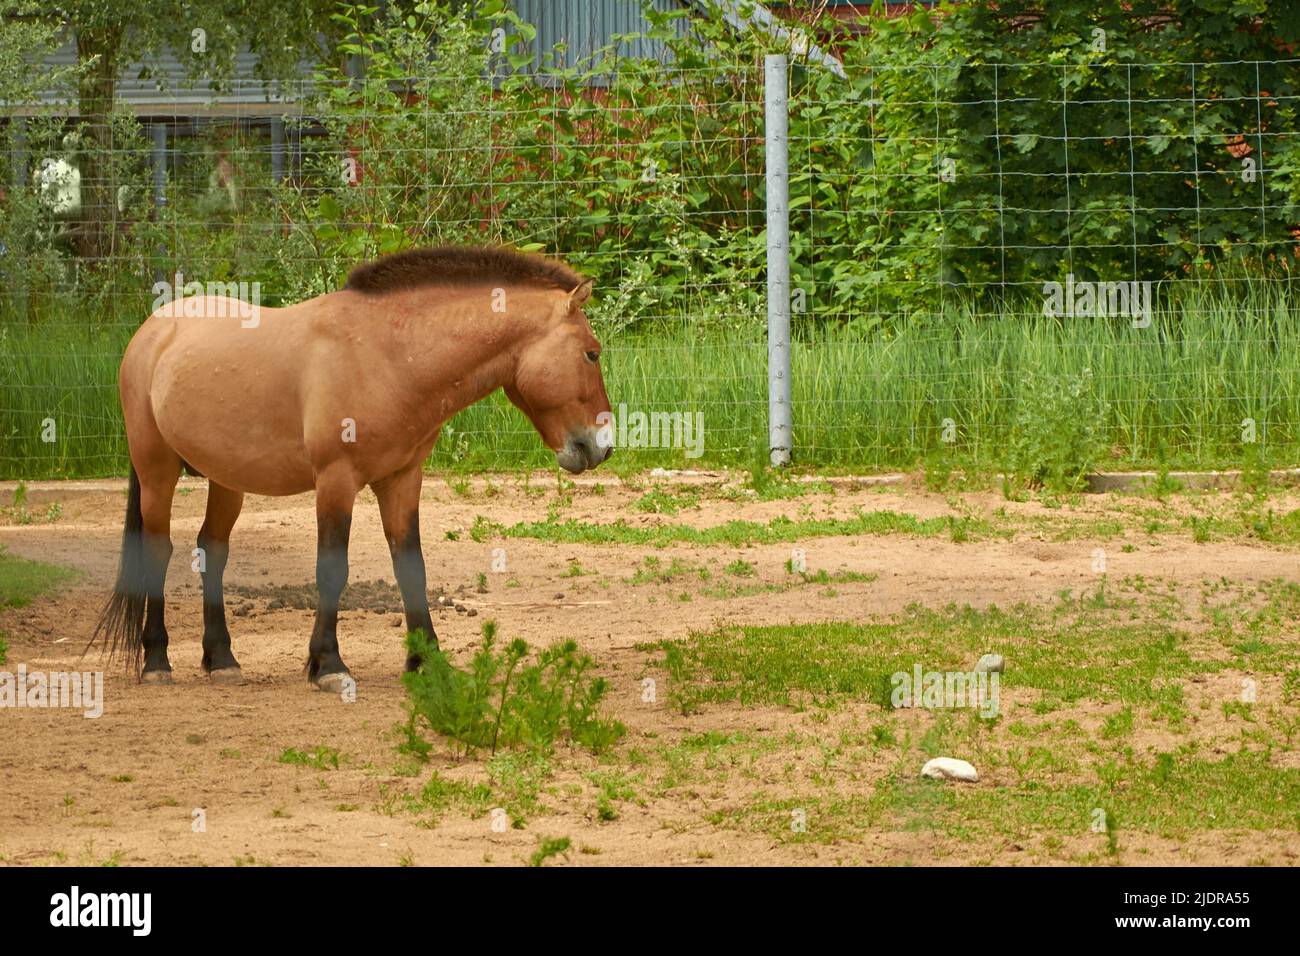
[151,123,168,286]
[765,54,793,467]
[270,117,285,183]
[151,123,168,209]
[9,118,29,321]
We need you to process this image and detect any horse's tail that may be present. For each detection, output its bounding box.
[88,465,146,674]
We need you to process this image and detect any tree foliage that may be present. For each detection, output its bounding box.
[790,0,1300,320]
[3,0,341,260]
[3,0,1297,326]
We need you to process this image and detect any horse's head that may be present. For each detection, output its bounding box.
[506,279,613,474]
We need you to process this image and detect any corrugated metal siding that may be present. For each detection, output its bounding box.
[16,3,700,113]
[512,0,692,71]
[21,40,301,114]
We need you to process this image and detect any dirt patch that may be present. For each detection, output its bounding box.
[2,475,1299,866]
[226,579,483,619]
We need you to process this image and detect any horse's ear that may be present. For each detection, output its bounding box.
[568,279,594,308]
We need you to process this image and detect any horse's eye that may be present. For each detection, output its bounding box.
[585,350,600,364]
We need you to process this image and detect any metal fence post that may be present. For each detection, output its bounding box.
[8,118,30,321]
[270,117,285,183]
[765,54,793,467]
[151,123,169,285]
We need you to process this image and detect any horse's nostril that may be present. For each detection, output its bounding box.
[569,433,609,468]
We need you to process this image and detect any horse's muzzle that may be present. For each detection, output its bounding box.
[557,429,612,474]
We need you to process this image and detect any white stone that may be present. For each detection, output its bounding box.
[921,757,979,783]
[975,653,1004,674]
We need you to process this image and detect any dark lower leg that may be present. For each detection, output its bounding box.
[308,511,352,683]
[199,534,239,672]
[390,524,437,670]
[140,532,173,676]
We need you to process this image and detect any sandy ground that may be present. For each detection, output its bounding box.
[2,473,1299,866]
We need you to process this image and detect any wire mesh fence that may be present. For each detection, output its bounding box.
[790,56,1299,468]
[1,51,1297,479]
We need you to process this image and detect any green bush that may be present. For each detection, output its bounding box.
[401,620,624,758]
[791,0,1300,319]
[1005,367,1107,494]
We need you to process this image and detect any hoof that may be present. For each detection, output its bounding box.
[209,667,247,686]
[140,670,173,685]
[315,672,353,695]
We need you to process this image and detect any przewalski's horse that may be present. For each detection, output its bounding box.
[93,246,612,690]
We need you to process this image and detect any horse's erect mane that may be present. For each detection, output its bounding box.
[344,245,585,296]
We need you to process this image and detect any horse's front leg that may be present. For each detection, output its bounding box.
[373,463,437,672]
[308,464,360,692]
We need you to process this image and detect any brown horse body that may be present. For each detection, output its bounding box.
[96,246,612,689]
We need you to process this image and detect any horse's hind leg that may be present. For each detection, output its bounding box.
[373,464,437,672]
[138,457,181,683]
[199,482,245,684]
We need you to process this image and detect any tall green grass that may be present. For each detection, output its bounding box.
[2,283,1297,479]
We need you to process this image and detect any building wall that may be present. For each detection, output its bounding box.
[19,2,698,113]
[511,0,693,71]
